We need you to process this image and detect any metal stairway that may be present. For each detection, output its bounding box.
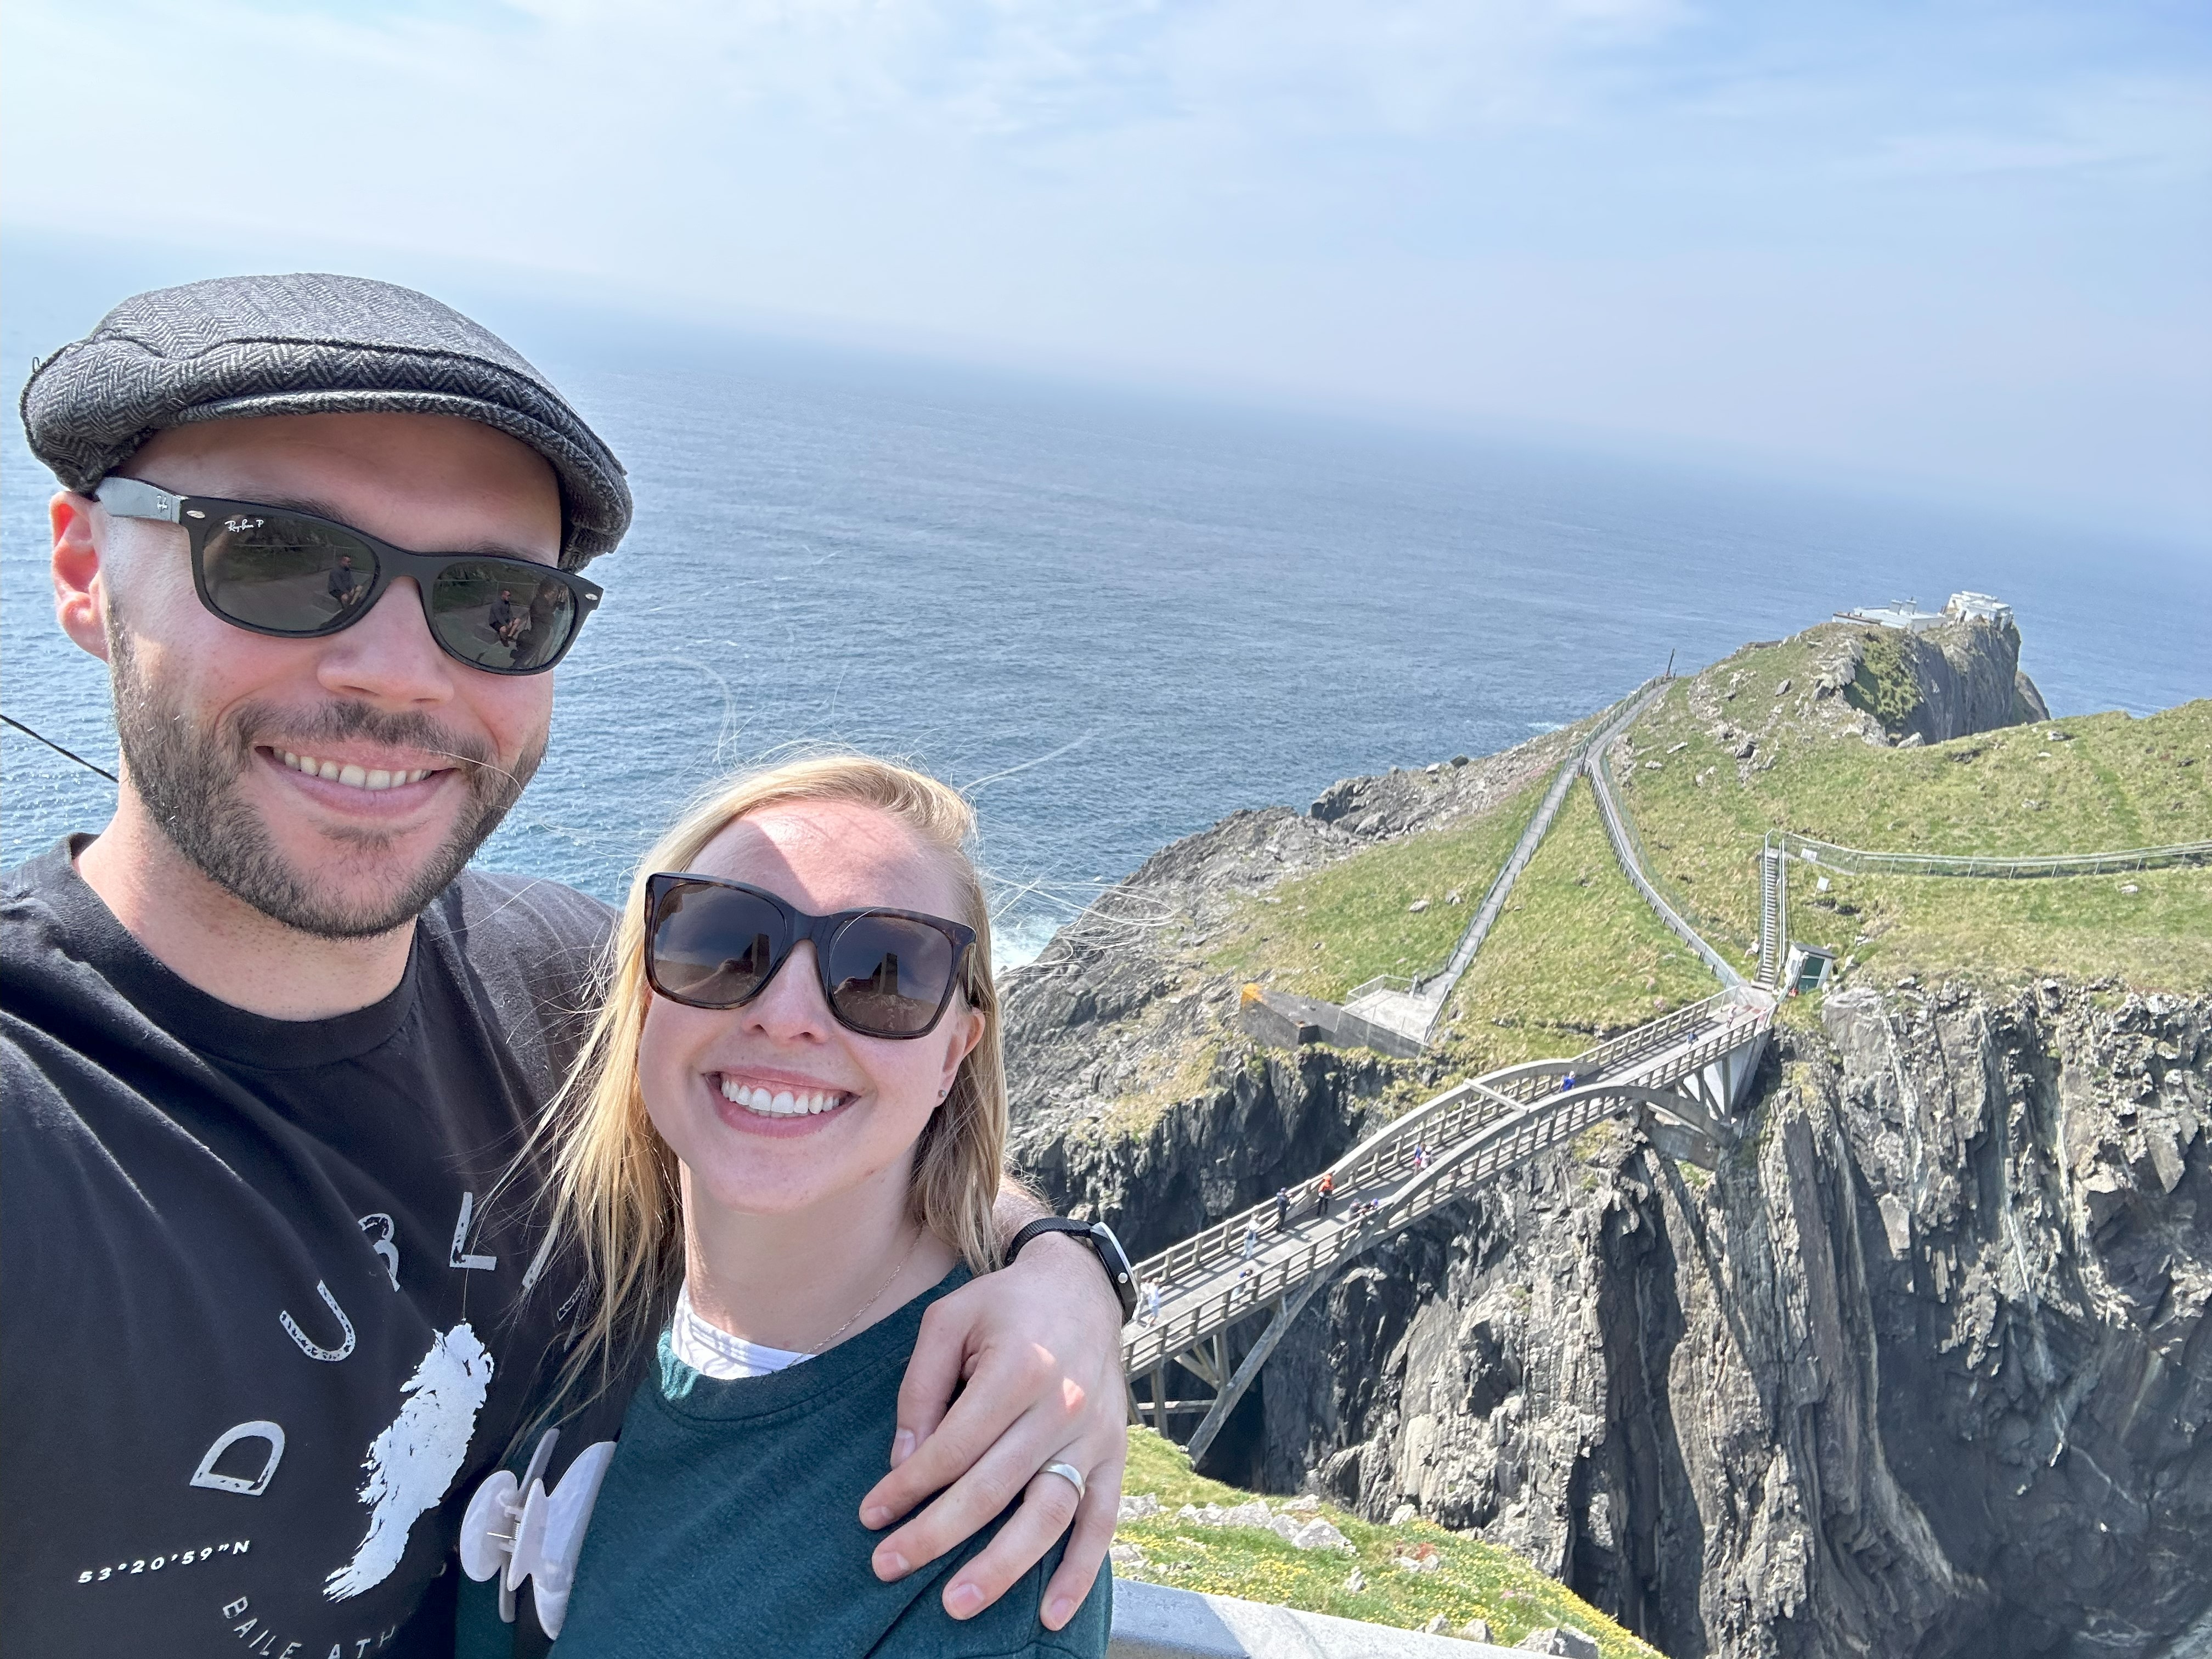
[1757,837,1787,989]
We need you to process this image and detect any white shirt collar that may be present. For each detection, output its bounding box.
[669,1282,814,1380]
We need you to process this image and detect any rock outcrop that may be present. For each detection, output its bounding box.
[1819,616,2049,747]
[1014,1035,1394,1259]
[1256,980,2209,1658]
[1004,723,1584,1207]
[1014,977,2210,1657]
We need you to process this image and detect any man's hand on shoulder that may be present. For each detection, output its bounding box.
[860,1224,1127,1632]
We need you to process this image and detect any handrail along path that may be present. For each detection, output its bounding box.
[1583,705,1744,987]
[1775,830,2211,879]
[1344,676,1672,1043]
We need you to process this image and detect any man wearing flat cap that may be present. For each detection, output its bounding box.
[1,274,1127,1657]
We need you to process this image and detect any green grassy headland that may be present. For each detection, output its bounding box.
[1198,639,2205,1100]
[1426,778,1716,1076]
[1205,770,1551,1003]
[1080,647,2204,1641]
[1613,651,2211,992]
[1115,1426,1661,1655]
[1206,774,1715,1085]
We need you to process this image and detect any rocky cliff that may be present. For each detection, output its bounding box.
[1824,616,2050,747]
[1004,720,1587,1234]
[1252,981,2209,1659]
[1016,968,2210,1657]
[1001,631,2207,1658]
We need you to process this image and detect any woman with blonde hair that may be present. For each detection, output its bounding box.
[457,754,1111,1658]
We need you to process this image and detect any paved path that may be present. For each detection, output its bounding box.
[1583,703,1745,986]
[1758,840,1787,988]
[1345,678,1671,1045]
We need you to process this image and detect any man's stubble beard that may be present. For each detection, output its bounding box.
[106,624,545,940]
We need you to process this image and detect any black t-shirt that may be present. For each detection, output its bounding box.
[1,838,627,1659]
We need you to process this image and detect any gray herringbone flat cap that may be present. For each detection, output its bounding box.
[20,273,630,568]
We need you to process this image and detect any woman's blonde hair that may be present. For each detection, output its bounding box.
[528,753,1006,1399]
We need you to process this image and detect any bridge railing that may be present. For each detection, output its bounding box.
[1124,988,1772,1337]
[1617,1015,1767,1101]
[1571,986,1758,1077]
[1127,1076,1479,1294]
[1126,1229,1356,1375]
[1120,1013,1771,1375]
[1384,1076,1684,1234]
[1129,1059,1567,1294]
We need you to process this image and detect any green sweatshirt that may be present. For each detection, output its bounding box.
[459,1267,1109,1659]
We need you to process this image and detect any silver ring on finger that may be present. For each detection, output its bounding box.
[1040,1460,1087,1503]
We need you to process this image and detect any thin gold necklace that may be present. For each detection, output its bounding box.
[812,1227,926,1353]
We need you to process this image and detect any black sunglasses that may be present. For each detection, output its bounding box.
[644,873,980,1040]
[94,477,602,675]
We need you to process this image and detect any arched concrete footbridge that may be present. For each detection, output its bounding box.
[1122,985,1775,1465]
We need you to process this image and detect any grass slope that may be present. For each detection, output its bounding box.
[1795,862,2211,990]
[1206,771,1551,1003]
[1115,1427,1660,1656]
[1423,779,1718,1079]
[1075,647,2199,1644]
[1616,665,2211,992]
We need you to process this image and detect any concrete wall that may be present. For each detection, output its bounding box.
[1110,1579,1534,1658]
[1240,986,1426,1062]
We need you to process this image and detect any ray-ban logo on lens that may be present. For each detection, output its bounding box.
[224,516,264,533]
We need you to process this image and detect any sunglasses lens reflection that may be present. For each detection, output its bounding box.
[429,563,579,672]
[198,510,582,673]
[200,510,380,634]
[646,880,962,1036]
[826,915,957,1036]
[651,884,782,1007]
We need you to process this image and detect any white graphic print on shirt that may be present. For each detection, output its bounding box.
[360,1212,402,1290]
[324,1323,493,1600]
[280,1280,359,1362]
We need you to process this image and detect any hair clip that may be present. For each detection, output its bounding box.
[459,1429,618,1638]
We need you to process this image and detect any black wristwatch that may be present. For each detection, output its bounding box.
[1006,1217,1139,1324]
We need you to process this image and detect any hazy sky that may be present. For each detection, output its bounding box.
[5,0,2207,540]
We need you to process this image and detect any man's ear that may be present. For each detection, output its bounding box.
[52,491,111,662]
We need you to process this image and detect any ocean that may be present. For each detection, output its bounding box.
[5,241,2206,967]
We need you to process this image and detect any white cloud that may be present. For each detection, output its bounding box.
[4,0,2206,535]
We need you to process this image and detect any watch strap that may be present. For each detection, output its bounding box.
[1006,1217,1139,1322]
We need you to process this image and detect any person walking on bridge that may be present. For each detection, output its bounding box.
[1274,1187,1291,1232]
[1242,1222,1259,1262]
[1316,1173,1335,1219]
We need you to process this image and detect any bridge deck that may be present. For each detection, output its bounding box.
[1122,988,1772,1393]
